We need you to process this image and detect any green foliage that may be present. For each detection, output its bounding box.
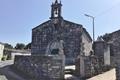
[24,43,31,49]
[102,33,111,42]
[1,55,7,61]
[4,43,13,49]
[14,43,25,50]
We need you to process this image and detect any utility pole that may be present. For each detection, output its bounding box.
[84,14,95,42]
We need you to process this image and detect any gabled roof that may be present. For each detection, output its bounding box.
[64,20,92,41]
[32,19,92,42]
[32,20,50,30]
[32,19,83,31]
[82,28,92,42]
[63,20,83,27]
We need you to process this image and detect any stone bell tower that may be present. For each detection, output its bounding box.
[50,0,62,19]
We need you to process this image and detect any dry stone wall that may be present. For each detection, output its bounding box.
[13,55,65,80]
[103,30,120,80]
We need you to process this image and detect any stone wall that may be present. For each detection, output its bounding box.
[94,41,110,66]
[31,19,92,64]
[103,30,120,42]
[113,47,120,80]
[82,30,92,56]
[32,19,83,64]
[13,55,65,80]
[103,30,120,66]
[116,63,120,80]
[102,30,120,80]
[115,54,120,80]
[75,55,98,79]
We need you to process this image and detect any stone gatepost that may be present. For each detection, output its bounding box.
[75,55,85,78]
[93,38,111,66]
[13,38,66,80]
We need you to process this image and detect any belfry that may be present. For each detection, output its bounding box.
[50,0,62,19]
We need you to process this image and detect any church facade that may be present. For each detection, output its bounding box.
[31,0,92,64]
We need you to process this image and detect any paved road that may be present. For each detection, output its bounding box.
[0,60,26,80]
[87,68,116,80]
[0,60,13,67]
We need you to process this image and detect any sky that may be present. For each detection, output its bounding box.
[0,0,120,46]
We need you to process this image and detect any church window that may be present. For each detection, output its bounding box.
[51,49,59,55]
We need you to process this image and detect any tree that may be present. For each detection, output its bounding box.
[102,33,111,42]
[14,43,25,50]
[3,43,13,60]
[4,43,13,49]
[24,43,31,49]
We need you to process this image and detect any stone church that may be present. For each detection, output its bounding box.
[14,0,120,79]
[31,0,92,64]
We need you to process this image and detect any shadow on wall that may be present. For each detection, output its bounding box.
[0,65,26,80]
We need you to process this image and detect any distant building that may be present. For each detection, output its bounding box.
[31,0,92,64]
[3,46,31,60]
[0,42,4,61]
[11,52,31,60]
